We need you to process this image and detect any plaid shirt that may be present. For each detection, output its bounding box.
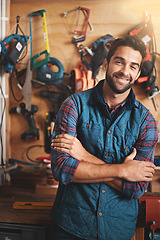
[51,84,158,199]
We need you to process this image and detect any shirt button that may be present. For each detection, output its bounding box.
[126,146,129,150]
[108,130,111,134]
[105,153,109,156]
[102,189,105,194]
[99,212,102,216]
[86,123,90,127]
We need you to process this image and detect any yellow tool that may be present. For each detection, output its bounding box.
[41,10,50,54]
[13,201,53,210]
[29,9,50,70]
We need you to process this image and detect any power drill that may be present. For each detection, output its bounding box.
[38,90,66,118]
[38,90,66,153]
[10,102,39,140]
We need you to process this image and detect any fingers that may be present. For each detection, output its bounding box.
[52,134,72,145]
[122,155,156,182]
[143,171,154,181]
[51,134,78,154]
[51,135,72,154]
[125,148,137,162]
[55,134,73,140]
[145,161,156,169]
[130,148,137,159]
[51,139,71,149]
[141,161,156,175]
[143,176,153,181]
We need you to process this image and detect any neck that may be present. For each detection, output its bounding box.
[103,80,131,109]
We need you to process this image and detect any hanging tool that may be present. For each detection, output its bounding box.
[21,9,64,112]
[29,9,50,70]
[21,59,32,111]
[10,102,39,141]
[63,6,93,43]
[0,16,32,110]
[44,111,54,154]
[38,90,66,153]
[69,34,115,92]
[0,16,30,73]
[38,90,66,116]
[69,44,95,93]
[37,57,64,86]
[0,34,29,73]
[89,34,115,79]
[29,9,64,86]
[128,12,160,111]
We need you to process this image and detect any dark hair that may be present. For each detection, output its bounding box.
[107,35,147,70]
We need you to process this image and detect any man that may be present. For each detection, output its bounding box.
[50,35,158,240]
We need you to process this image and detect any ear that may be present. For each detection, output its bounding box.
[102,58,108,71]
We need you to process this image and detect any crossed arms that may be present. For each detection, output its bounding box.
[51,134,155,191]
[51,97,157,198]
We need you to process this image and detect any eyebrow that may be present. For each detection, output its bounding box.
[114,56,140,68]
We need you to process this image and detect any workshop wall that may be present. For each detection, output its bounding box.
[9,0,160,164]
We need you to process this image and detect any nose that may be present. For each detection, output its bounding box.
[120,64,130,77]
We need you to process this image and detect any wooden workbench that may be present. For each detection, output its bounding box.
[2,179,159,240]
[0,184,56,225]
[0,182,144,239]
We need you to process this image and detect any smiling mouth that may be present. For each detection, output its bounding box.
[115,75,130,82]
[114,74,131,83]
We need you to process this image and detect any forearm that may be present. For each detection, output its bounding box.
[73,156,122,189]
[72,161,121,183]
[85,156,123,192]
[105,179,123,192]
[52,133,124,184]
[52,134,116,182]
[52,134,155,185]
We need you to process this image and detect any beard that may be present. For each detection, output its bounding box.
[105,70,135,94]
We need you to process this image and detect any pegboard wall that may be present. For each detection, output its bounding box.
[7,0,160,163]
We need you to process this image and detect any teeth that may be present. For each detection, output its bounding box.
[116,76,129,81]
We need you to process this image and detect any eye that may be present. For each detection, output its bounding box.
[130,65,138,71]
[115,60,123,65]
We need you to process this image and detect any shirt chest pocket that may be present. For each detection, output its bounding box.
[77,120,105,156]
[112,130,139,163]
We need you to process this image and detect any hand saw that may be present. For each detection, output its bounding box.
[29,9,50,70]
[64,6,93,43]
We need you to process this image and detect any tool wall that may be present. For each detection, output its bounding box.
[6,0,160,164]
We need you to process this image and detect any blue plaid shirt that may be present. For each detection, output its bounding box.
[51,83,157,199]
[51,80,158,240]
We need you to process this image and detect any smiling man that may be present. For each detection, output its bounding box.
[105,47,141,94]
[50,36,158,240]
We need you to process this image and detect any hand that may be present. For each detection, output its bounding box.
[51,134,89,161]
[121,148,156,182]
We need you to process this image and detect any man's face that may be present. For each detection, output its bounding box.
[106,46,142,94]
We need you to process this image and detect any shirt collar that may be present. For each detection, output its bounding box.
[90,79,138,110]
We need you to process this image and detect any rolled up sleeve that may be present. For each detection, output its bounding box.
[123,111,158,199]
[51,96,79,184]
